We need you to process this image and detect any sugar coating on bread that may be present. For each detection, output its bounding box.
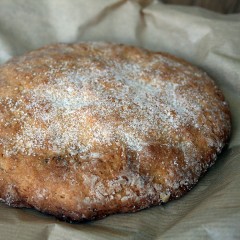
[0,42,231,221]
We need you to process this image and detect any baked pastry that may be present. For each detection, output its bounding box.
[0,42,231,221]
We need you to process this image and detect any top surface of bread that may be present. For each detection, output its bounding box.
[0,42,231,221]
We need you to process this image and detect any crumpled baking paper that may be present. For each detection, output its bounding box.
[0,0,240,239]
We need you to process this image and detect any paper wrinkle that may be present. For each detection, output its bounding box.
[75,0,142,46]
[76,0,128,41]
[0,0,240,239]
[203,223,239,240]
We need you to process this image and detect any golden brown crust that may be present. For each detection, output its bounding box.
[0,42,231,221]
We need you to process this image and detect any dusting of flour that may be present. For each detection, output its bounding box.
[0,42,227,167]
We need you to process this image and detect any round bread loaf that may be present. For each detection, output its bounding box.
[0,42,231,221]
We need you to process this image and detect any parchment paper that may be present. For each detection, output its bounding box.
[0,0,240,239]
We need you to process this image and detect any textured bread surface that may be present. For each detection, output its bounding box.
[0,42,231,221]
